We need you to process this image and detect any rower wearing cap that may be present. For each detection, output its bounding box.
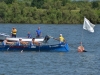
[59,34,66,43]
[54,34,66,44]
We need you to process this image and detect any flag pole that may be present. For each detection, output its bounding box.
[81,28,83,46]
[80,16,85,46]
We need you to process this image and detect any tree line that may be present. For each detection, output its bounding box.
[0,0,100,24]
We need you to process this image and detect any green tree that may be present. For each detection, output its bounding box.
[0,0,100,24]
[31,0,44,8]
[80,6,98,23]
[62,0,71,6]
[3,0,16,4]
[92,1,99,9]
[0,2,8,22]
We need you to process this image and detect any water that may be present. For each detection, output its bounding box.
[0,24,100,75]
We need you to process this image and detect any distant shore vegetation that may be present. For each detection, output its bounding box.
[0,0,100,24]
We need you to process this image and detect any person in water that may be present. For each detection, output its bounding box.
[36,27,42,38]
[32,38,40,46]
[78,42,87,52]
[11,27,17,38]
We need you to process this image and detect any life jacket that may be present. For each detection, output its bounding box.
[12,29,17,35]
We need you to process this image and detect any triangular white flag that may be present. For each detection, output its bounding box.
[83,17,95,33]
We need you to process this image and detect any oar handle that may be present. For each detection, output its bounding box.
[48,35,58,40]
[48,35,54,38]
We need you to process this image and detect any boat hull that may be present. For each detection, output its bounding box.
[0,43,69,52]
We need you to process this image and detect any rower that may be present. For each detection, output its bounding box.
[31,38,40,46]
[17,39,28,46]
[54,34,66,44]
[2,39,15,45]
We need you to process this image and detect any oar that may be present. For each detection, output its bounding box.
[7,45,12,51]
[21,46,24,53]
[21,50,23,53]
[6,42,15,51]
[48,35,55,39]
[48,35,58,41]
[7,47,10,51]
[21,45,27,53]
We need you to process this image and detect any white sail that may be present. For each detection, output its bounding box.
[83,17,95,33]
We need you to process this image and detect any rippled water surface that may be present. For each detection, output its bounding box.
[0,24,100,75]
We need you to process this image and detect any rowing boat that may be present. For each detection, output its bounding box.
[0,43,69,52]
[0,33,69,52]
